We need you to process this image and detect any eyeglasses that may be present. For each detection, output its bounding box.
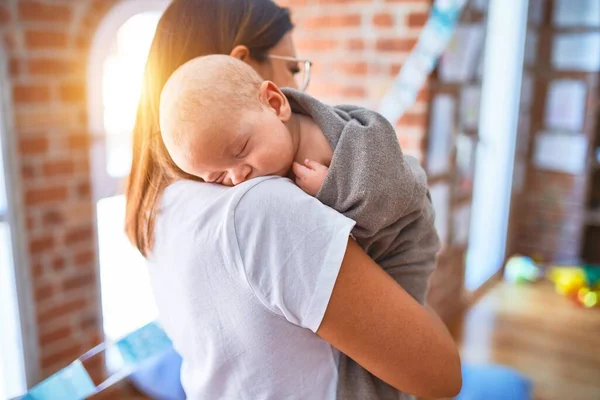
[266,55,313,92]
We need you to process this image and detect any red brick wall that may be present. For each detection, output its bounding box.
[282,0,432,160]
[0,0,123,381]
[1,0,435,385]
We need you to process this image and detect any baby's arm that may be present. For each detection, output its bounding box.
[292,159,329,196]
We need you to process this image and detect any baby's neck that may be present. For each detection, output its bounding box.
[287,112,333,167]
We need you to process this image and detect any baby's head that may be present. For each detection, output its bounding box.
[159,55,295,186]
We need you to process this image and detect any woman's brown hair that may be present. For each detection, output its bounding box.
[125,0,293,256]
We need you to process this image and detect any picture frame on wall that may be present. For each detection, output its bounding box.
[533,132,588,175]
[553,0,600,28]
[552,32,600,72]
[545,80,587,132]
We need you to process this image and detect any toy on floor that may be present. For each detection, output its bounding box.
[504,256,600,308]
[504,256,543,283]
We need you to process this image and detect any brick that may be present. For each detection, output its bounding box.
[43,210,64,226]
[80,315,97,331]
[41,342,83,370]
[74,250,96,266]
[42,160,75,177]
[9,58,20,76]
[29,58,79,76]
[398,111,427,127]
[35,283,55,302]
[309,82,342,98]
[398,134,422,151]
[373,13,394,27]
[25,186,68,206]
[13,84,50,103]
[52,257,66,272]
[19,136,48,155]
[77,181,91,198]
[65,226,93,245]
[297,38,338,52]
[19,1,72,23]
[91,0,120,14]
[341,86,367,98]
[59,82,85,102]
[67,133,90,150]
[64,272,96,291]
[15,108,80,132]
[407,11,429,28]
[346,38,365,51]
[390,63,403,76]
[29,236,54,253]
[31,263,45,279]
[25,30,68,49]
[0,3,10,22]
[304,14,361,29]
[336,62,368,76]
[22,164,36,180]
[39,325,71,347]
[37,297,87,325]
[65,202,93,225]
[376,38,417,52]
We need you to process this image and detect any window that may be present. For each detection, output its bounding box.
[89,1,169,345]
[0,45,27,399]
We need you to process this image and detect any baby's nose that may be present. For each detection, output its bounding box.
[231,165,251,186]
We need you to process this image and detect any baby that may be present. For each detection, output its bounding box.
[159,55,440,400]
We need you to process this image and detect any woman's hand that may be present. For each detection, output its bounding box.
[317,239,462,398]
[293,159,328,196]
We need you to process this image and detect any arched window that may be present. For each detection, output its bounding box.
[88,0,169,343]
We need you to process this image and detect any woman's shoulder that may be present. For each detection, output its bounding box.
[160,176,301,218]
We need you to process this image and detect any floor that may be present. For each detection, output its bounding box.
[452,281,600,400]
[93,281,600,400]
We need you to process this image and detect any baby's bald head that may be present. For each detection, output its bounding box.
[159,55,264,173]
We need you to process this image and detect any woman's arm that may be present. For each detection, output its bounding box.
[317,239,462,398]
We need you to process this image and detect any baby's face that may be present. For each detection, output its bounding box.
[186,107,295,186]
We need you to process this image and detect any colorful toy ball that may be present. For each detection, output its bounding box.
[547,267,586,296]
[578,287,599,308]
[504,256,542,284]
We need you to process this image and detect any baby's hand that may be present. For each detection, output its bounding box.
[293,159,328,196]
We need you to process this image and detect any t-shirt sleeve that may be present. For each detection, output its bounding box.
[230,177,356,333]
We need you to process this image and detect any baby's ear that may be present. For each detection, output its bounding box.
[259,81,291,122]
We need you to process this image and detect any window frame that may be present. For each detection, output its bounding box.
[0,42,39,391]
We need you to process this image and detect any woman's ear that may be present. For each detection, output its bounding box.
[230,45,270,79]
[230,45,251,61]
[259,81,291,122]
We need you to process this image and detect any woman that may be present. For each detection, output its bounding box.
[125,0,461,398]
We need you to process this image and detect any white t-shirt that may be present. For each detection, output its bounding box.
[148,177,355,399]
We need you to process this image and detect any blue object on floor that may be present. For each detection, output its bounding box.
[128,345,185,400]
[456,363,533,400]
